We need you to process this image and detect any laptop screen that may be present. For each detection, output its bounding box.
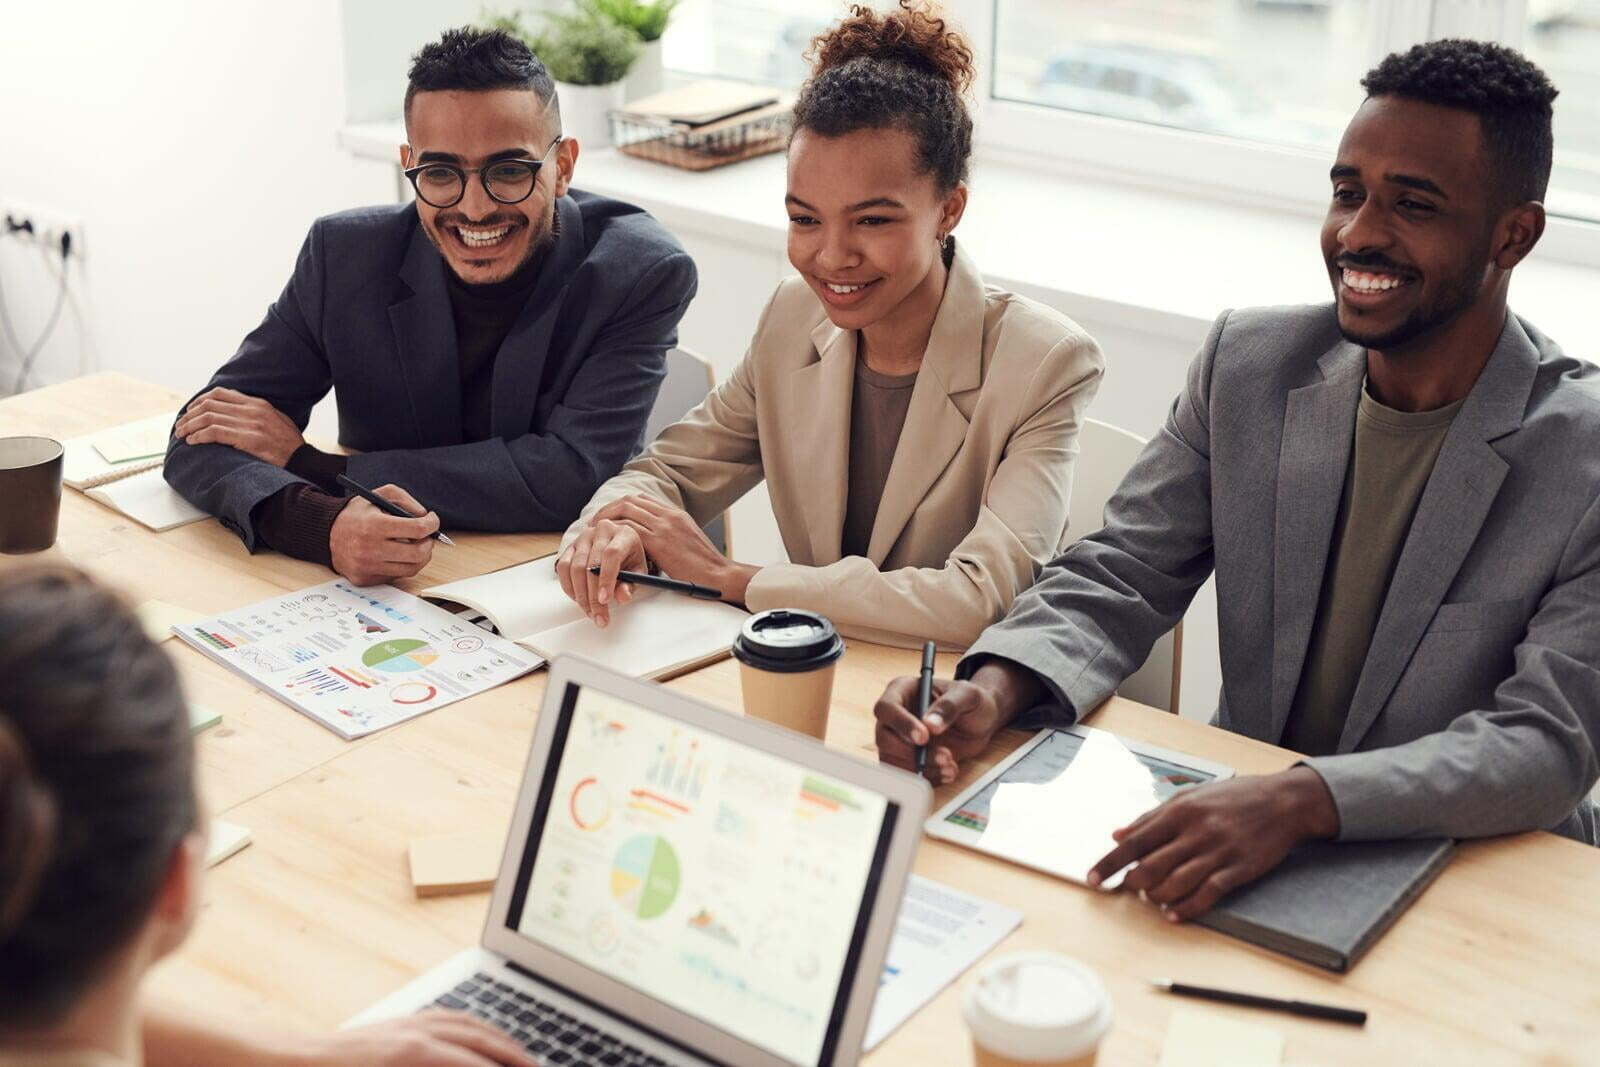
[504,682,899,1067]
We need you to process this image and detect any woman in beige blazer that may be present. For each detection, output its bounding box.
[557,2,1104,647]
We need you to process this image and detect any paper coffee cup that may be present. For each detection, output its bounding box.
[964,952,1112,1066]
[731,609,844,739]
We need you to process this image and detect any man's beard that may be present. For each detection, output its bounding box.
[1336,249,1488,352]
[429,200,558,283]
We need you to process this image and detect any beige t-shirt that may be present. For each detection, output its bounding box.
[841,358,919,560]
[1282,385,1467,756]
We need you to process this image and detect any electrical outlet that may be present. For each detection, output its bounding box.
[0,199,85,260]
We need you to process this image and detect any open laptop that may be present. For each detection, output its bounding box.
[349,655,931,1067]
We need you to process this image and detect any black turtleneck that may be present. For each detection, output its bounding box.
[253,250,546,566]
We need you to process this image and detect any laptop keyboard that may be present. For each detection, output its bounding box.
[431,971,674,1066]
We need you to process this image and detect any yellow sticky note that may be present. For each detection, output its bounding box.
[136,599,201,643]
[1158,1005,1284,1067]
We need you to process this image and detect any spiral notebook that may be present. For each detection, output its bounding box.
[62,411,176,489]
[62,412,208,531]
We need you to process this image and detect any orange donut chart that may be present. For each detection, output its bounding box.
[390,682,438,705]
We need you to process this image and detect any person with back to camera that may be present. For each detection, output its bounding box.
[554,1,1105,648]
[0,567,540,1067]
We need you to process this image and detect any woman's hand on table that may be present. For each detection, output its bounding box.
[557,518,647,627]
[583,495,759,609]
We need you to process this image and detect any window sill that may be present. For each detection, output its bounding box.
[340,120,1600,353]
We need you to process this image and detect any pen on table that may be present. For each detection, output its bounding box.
[335,474,455,546]
[587,566,721,600]
[1150,979,1367,1026]
[915,640,936,776]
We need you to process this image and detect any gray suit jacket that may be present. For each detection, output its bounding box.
[165,191,696,547]
[963,305,1600,845]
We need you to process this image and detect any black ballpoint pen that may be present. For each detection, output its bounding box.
[915,640,936,775]
[587,566,722,600]
[1151,979,1367,1026]
[336,474,455,545]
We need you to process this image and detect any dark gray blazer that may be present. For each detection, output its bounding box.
[165,191,696,546]
[964,305,1600,845]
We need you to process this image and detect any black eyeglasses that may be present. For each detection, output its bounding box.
[403,136,563,209]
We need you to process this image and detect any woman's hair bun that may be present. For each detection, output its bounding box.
[809,1,975,96]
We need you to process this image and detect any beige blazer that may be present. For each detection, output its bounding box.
[564,244,1104,647]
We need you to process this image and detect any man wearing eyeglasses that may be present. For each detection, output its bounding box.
[164,27,696,586]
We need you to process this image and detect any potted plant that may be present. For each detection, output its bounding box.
[588,0,679,101]
[484,7,640,149]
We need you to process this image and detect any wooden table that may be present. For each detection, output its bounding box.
[4,374,1598,1066]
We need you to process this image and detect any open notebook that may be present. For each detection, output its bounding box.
[63,412,207,531]
[421,555,747,681]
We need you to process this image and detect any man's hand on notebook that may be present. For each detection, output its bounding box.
[173,387,304,467]
[1086,766,1341,922]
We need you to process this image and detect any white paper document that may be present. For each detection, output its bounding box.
[864,876,1023,1050]
[172,580,541,739]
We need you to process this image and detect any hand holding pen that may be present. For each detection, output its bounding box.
[328,477,447,587]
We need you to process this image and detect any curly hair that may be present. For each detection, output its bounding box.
[406,26,556,121]
[1361,39,1558,207]
[792,1,976,192]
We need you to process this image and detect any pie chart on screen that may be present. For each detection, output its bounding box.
[362,638,439,673]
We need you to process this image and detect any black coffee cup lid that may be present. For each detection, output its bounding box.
[732,609,844,673]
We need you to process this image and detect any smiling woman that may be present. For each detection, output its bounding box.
[556,1,1107,650]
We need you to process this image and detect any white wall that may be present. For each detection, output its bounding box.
[0,1,397,402]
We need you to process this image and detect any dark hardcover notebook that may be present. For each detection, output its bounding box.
[1195,838,1454,971]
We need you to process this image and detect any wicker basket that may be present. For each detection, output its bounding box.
[610,101,792,171]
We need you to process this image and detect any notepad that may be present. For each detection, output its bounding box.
[1158,1006,1283,1067]
[206,818,252,867]
[408,831,507,898]
[62,412,178,489]
[83,467,208,531]
[421,555,746,681]
[188,703,222,734]
[138,599,203,643]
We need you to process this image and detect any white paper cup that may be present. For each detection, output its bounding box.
[963,952,1113,1066]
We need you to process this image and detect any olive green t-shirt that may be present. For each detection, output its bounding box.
[1281,385,1467,756]
[841,358,919,560]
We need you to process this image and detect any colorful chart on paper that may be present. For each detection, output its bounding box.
[171,579,539,740]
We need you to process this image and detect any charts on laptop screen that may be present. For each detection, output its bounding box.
[507,683,896,1067]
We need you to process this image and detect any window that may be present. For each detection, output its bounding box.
[992,0,1369,153]
[662,0,844,88]
[1519,4,1600,222]
[661,0,1600,233]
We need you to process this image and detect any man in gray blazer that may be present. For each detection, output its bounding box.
[165,28,695,586]
[876,40,1600,920]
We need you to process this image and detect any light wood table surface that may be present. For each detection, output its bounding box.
[3,374,1598,1065]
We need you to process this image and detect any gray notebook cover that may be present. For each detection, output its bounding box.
[1195,838,1454,972]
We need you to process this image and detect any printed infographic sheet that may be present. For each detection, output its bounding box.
[174,580,539,738]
